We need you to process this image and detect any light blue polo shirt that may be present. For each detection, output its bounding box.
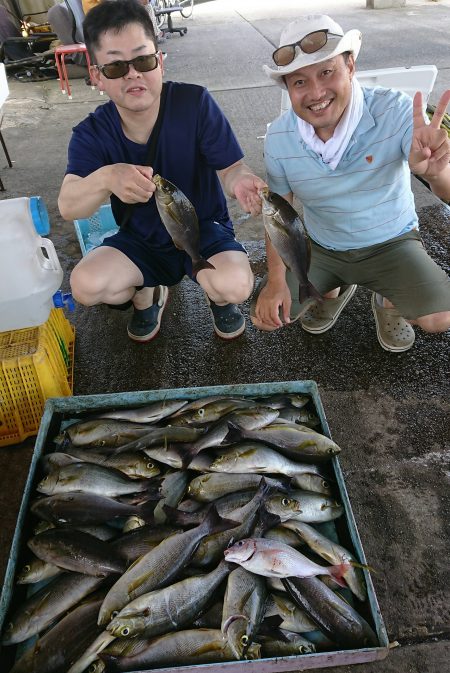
[264,86,418,251]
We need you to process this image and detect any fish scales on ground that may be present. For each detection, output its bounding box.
[259,187,322,304]
[153,174,215,277]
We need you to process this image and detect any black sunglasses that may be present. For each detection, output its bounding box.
[96,52,160,79]
[272,30,343,67]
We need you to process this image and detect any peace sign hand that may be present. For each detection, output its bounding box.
[409,90,450,179]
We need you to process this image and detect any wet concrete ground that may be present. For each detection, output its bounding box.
[0,1,449,671]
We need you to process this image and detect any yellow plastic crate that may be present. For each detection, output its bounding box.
[0,309,75,447]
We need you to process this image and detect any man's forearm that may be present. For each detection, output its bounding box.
[58,168,113,221]
[426,164,450,203]
[218,161,255,198]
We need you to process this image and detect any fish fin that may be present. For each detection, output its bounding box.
[192,259,216,277]
[163,504,202,526]
[350,560,377,574]
[200,504,240,536]
[299,282,323,305]
[224,421,244,443]
[328,562,352,587]
[98,654,121,672]
[259,614,285,638]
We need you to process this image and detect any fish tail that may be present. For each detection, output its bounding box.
[328,562,352,587]
[200,504,239,536]
[192,258,216,277]
[138,497,159,524]
[163,504,201,526]
[299,281,323,305]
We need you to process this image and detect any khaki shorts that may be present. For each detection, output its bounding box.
[254,230,450,321]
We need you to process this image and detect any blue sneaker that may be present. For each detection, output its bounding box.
[127,286,169,343]
[208,299,246,340]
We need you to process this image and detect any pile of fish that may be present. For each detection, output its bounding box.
[1,393,378,673]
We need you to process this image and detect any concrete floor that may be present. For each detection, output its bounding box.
[0,1,449,671]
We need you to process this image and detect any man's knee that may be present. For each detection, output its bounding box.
[414,311,450,333]
[70,264,105,306]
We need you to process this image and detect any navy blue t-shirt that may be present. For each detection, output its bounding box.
[66,81,244,248]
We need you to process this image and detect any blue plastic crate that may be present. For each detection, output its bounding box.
[73,204,119,256]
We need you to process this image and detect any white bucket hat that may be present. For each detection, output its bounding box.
[263,15,362,89]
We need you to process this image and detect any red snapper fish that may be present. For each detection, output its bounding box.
[224,537,349,586]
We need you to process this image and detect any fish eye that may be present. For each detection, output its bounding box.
[121,627,130,636]
[99,440,106,447]
[146,461,154,469]
[322,480,330,489]
[281,497,291,506]
[197,408,205,417]
[111,610,119,619]
[23,564,31,572]
[328,448,334,454]
[241,635,249,645]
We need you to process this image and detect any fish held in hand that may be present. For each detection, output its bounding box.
[153,174,215,277]
[259,187,322,304]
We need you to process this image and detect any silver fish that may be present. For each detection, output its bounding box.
[52,448,161,480]
[222,566,267,659]
[92,399,188,423]
[107,559,231,638]
[226,422,341,462]
[258,630,316,657]
[264,592,317,633]
[153,174,215,276]
[37,462,156,498]
[260,187,322,304]
[55,419,153,448]
[1,572,104,645]
[30,492,155,526]
[9,596,105,673]
[283,576,378,649]
[209,443,323,478]
[16,557,62,584]
[187,471,290,502]
[282,520,366,601]
[99,629,260,670]
[280,493,344,523]
[28,528,126,576]
[98,506,236,625]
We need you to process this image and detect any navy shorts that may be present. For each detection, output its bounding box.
[101,219,246,287]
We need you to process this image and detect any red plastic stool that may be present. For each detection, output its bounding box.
[55,43,93,99]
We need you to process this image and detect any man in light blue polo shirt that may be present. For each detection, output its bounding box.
[252,14,450,352]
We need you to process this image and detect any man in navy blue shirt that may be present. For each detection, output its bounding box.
[58,0,265,342]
